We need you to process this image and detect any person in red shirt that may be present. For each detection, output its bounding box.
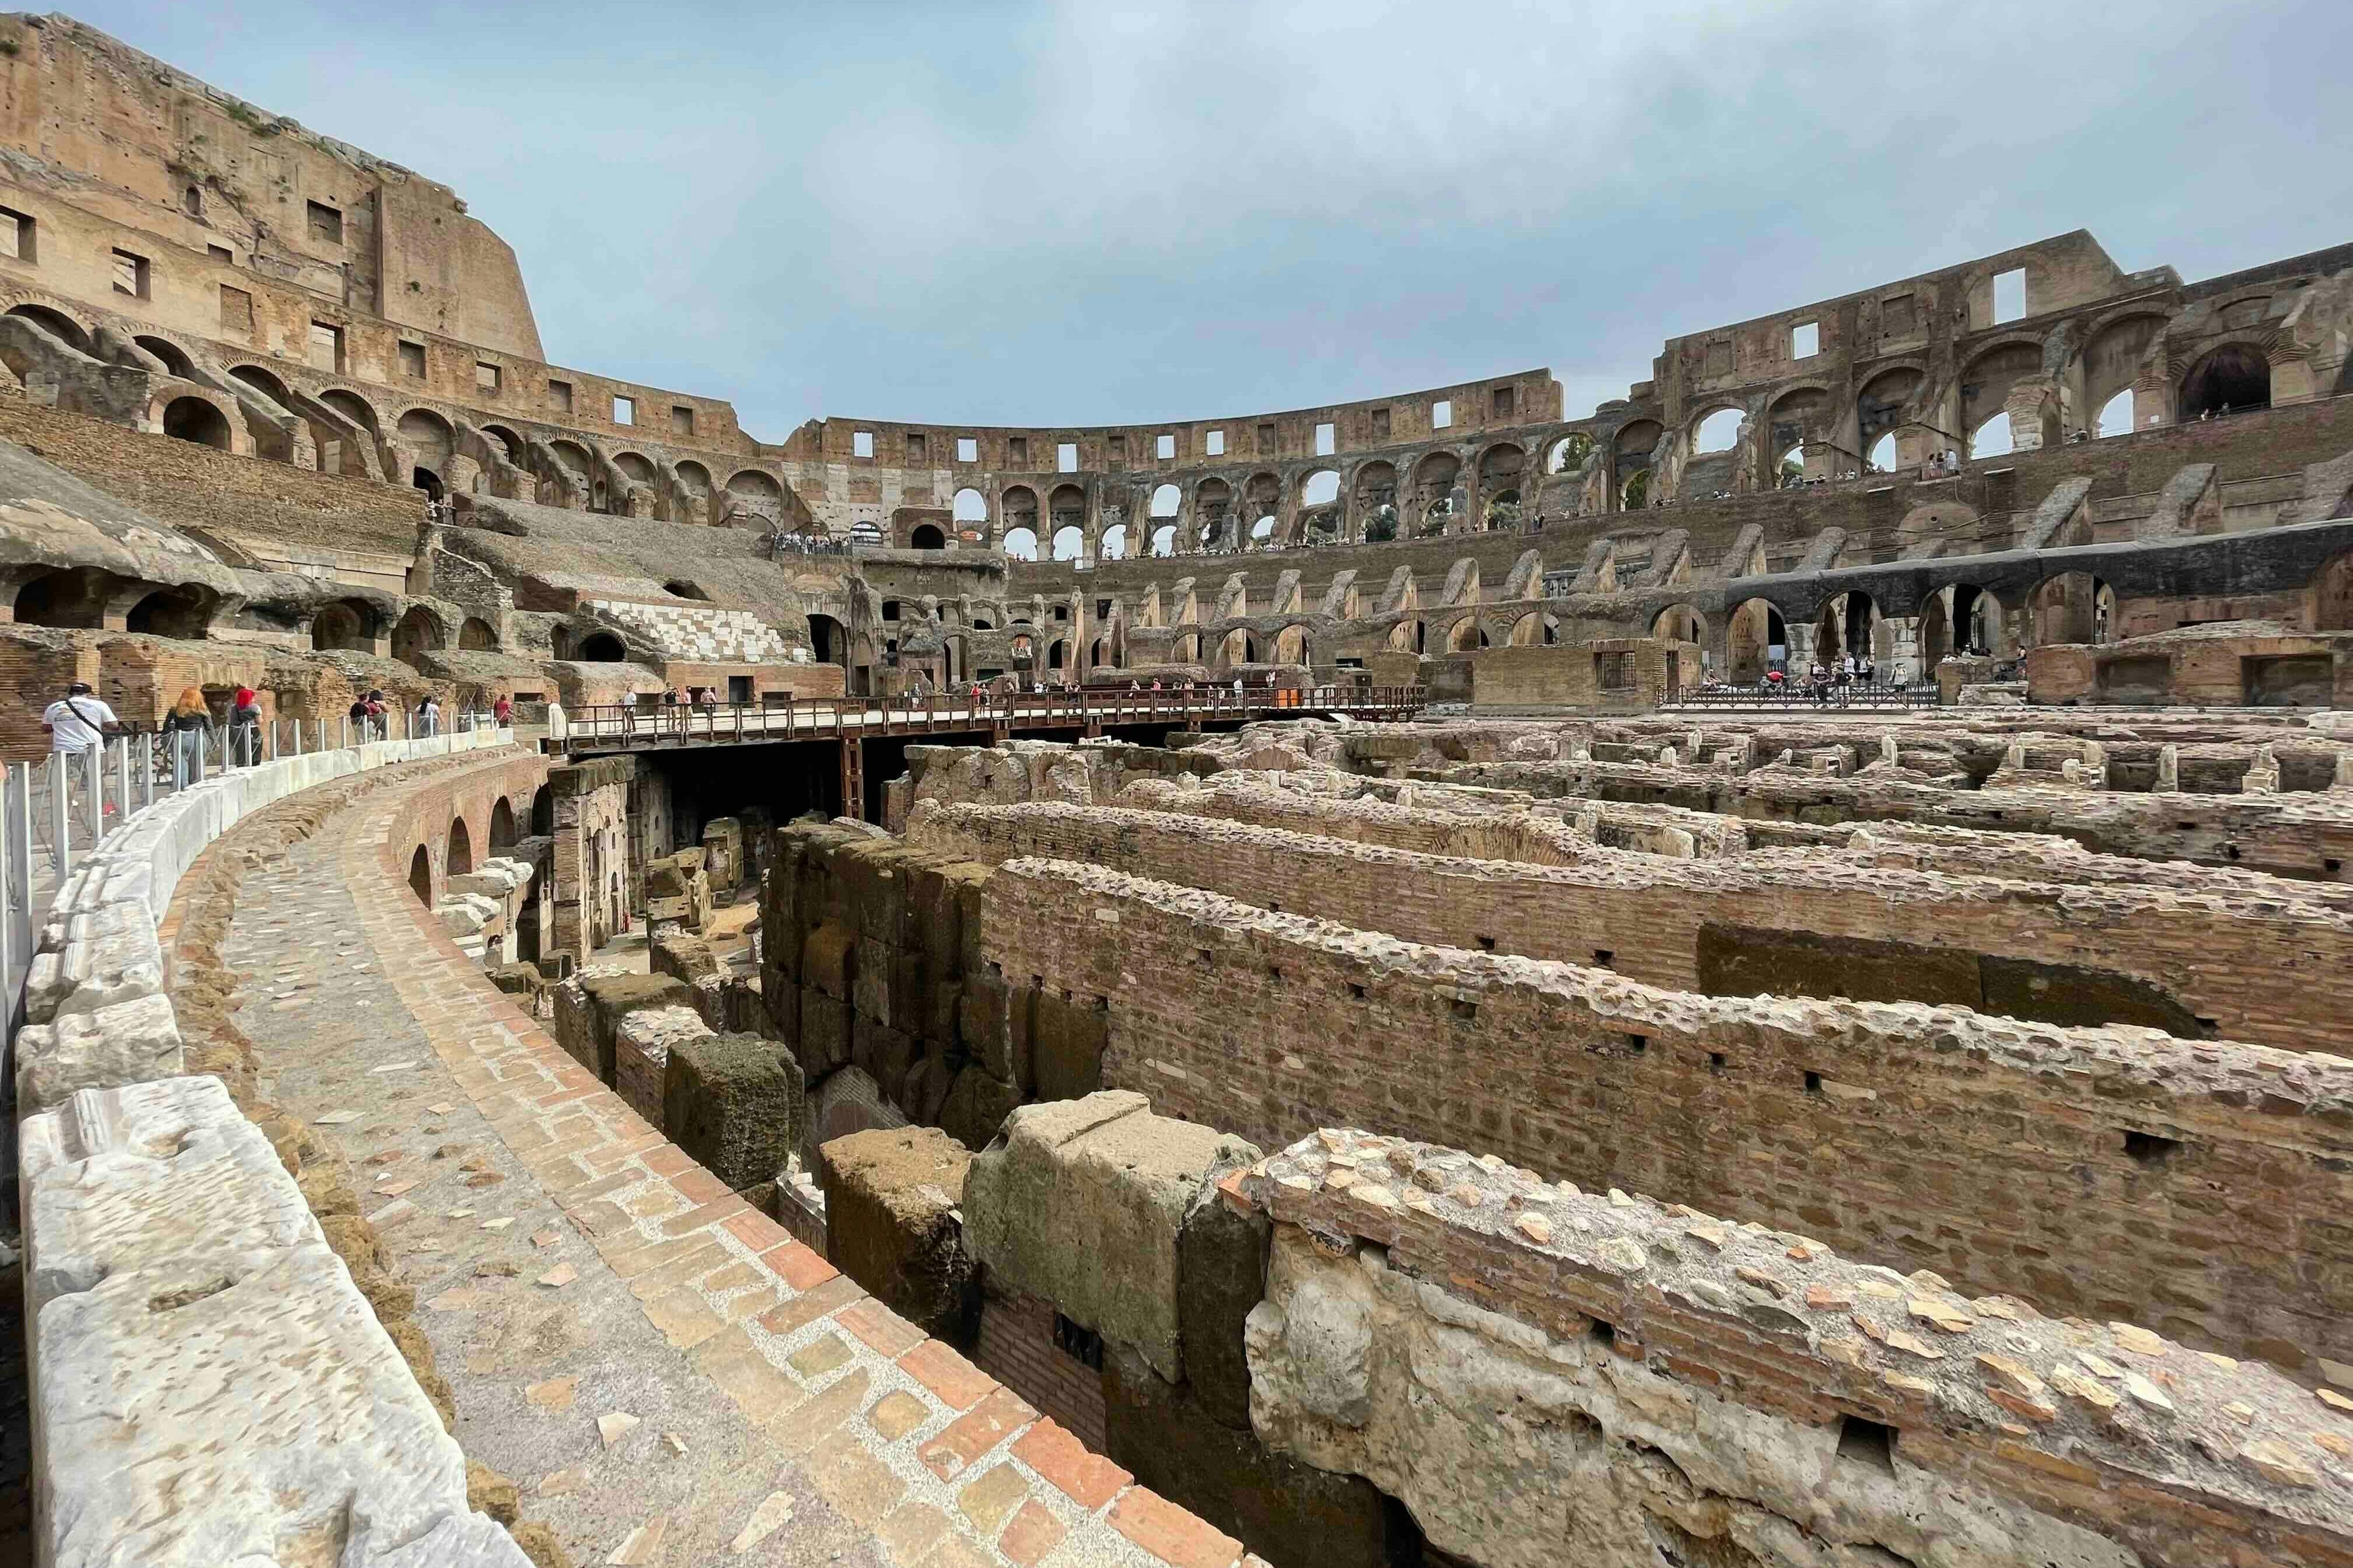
[493,694,513,727]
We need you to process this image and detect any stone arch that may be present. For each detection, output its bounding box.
[459,616,499,651]
[397,407,455,492]
[13,567,115,628]
[1193,479,1233,549]
[2030,571,2114,646]
[448,816,474,877]
[409,844,432,905]
[162,396,231,450]
[577,631,626,662]
[322,388,382,437]
[1726,596,1787,682]
[1097,522,1127,560]
[1242,473,1281,547]
[1410,452,1461,531]
[1001,484,1039,535]
[1296,469,1342,544]
[672,459,713,522]
[312,599,377,652]
[228,362,294,405]
[1353,461,1398,542]
[1475,443,1524,529]
[489,798,516,850]
[6,303,91,353]
[910,523,947,550]
[805,614,843,665]
[393,605,446,668]
[1687,407,1742,454]
[724,469,784,523]
[1609,419,1663,509]
[481,422,526,463]
[1002,527,1038,561]
[1958,340,2044,451]
[2179,342,2272,420]
[1897,501,1983,556]
[1814,590,1883,663]
[2079,312,2168,429]
[125,583,220,638]
[1650,602,1706,644]
[135,334,198,379]
[1855,366,1925,470]
[1048,483,1086,545]
[530,784,553,836]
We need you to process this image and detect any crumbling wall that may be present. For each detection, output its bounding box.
[1241,1129,2353,1568]
[909,796,2352,1049]
[959,1092,1412,1568]
[972,856,2353,1383]
[760,823,1096,1153]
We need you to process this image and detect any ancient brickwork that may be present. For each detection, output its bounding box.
[971,855,2353,1382]
[1240,1129,2353,1568]
[912,796,2353,1052]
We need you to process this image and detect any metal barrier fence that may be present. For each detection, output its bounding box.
[1660,682,1940,711]
[0,710,498,1039]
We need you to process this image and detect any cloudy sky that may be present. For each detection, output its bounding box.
[77,1,2352,441]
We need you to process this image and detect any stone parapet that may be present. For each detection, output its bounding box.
[21,1075,529,1567]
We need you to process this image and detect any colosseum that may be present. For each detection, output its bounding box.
[0,11,2349,1568]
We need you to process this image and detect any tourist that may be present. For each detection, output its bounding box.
[162,686,210,790]
[1860,655,1877,686]
[365,690,388,739]
[493,694,512,727]
[347,693,371,741]
[231,683,261,765]
[1808,661,1830,705]
[1842,652,1857,685]
[1233,675,1244,699]
[417,693,440,737]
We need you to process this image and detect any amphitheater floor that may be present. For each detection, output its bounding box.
[188,755,1209,1568]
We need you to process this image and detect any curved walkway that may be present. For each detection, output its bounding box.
[190,748,1243,1568]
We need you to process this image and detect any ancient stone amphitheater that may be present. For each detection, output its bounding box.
[0,11,2350,1568]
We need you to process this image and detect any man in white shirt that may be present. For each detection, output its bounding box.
[43,682,117,753]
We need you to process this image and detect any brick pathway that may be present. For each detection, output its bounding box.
[203,752,1248,1568]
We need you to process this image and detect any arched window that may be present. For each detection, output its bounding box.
[1969,415,2013,461]
[408,844,433,905]
[577,632,625,662]
[2180,344,2271,420]
[1003,526,1038,561]
[448,818,474,877]
[162,397,231,451]
[1690,408,1741,453]
[489,798,516,850]
[2095,389,2134,439]
[910,523,946,549]
[1050,525,1084,561]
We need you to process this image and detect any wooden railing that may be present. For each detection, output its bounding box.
[549,685,1427,750]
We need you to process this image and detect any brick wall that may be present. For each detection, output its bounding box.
[1244,1133,2353,1568]
[912,798,2353,1053]
[972,856,2353,1384]
[972,1285,1108,1455]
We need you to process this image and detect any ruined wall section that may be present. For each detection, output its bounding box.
[1240,1130,2353,1568]
[912,797,2353,1053]
[972,856,2353,1383]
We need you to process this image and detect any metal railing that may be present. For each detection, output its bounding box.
[0,709,501,1035]
[1660,682,1940,711]
[551,685,1427,749]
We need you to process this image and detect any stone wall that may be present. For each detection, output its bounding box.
[1240,1128,2353,1568]
[907,795,2353,1050]
[969,856,2353,1384]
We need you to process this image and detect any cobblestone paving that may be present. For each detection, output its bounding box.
[207,756,1243,1568]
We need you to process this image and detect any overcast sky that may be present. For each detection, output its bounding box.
[75,1,2353,442]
